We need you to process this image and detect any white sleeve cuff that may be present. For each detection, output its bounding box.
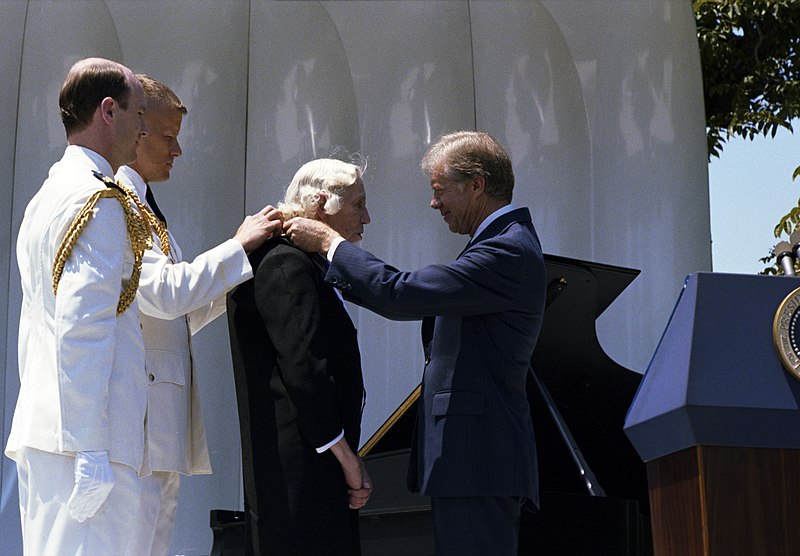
[327,237,346,262]
[316,430,344,453]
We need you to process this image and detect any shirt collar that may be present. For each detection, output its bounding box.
[115,164,148,200]
[64,145,115,179]
[471,203,516,240]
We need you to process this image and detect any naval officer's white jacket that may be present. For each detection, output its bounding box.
[116,165,252,475]
[6,146,148,472]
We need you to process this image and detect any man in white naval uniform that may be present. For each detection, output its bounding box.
[115,75,283,554]
[6,57,153,555]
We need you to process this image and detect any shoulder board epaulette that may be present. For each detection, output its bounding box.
[92,169,123,193]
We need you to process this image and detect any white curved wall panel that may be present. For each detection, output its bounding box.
[0,1,710,554]
[247,1,361,214]
[471,1,593,261]
[14,1,123,219]
[1,2,27,551]
[541,0,711,372]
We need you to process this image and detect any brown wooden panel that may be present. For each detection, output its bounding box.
[647,446,800,556]
[647,447,707,555]
[702,446,785,555]
[780,448,800,552]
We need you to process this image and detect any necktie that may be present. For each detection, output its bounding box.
[145,186,168,227]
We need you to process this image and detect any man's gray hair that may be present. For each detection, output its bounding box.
[421,131,514,201]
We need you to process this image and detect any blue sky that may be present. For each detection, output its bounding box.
[709,126,800,274]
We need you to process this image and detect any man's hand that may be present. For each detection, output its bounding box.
[283,217,341,254]
[67,450,115,522]
[329,437,372,510]
[234,205,284,253]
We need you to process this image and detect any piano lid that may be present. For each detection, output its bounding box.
[360,254,640,459]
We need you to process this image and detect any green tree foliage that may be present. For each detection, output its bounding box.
[694,0,800,271]
[695,0,800,160]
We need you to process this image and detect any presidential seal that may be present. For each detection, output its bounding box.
[773,286,800,380]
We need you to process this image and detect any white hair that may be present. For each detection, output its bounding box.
[278,158,365,219]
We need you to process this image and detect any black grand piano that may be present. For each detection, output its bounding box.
[356,254,652,555]
[211,254,652,555]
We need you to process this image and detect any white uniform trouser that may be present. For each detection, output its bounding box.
[16,447,181,556]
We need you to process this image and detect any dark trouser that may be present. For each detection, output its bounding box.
[431,496,523,556]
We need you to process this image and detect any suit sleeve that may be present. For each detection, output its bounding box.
[254,248,343,448]
[328,236,536,318]
[137,238,252,324]
[53,196,127,451]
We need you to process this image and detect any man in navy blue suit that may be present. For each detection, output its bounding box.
[286,131,546,555]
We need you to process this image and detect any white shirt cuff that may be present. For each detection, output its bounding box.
[316,430,344,453]
[327,237,346,262]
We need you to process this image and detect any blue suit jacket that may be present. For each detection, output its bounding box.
[326,207,545,504]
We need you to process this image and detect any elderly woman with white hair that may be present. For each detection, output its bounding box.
[227,158,372,555]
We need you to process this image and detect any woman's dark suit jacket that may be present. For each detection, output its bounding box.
[227,237,365,555]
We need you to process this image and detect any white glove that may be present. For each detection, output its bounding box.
[67,450,115,522]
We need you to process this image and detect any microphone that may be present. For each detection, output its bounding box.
[791,227,800,260]
[775,241,796,276]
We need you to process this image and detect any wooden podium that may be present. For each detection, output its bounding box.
[624,272,800,555]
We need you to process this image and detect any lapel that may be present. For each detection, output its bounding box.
[310,252,330,275]
[457,207,532,258]
[429,208,532,366]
